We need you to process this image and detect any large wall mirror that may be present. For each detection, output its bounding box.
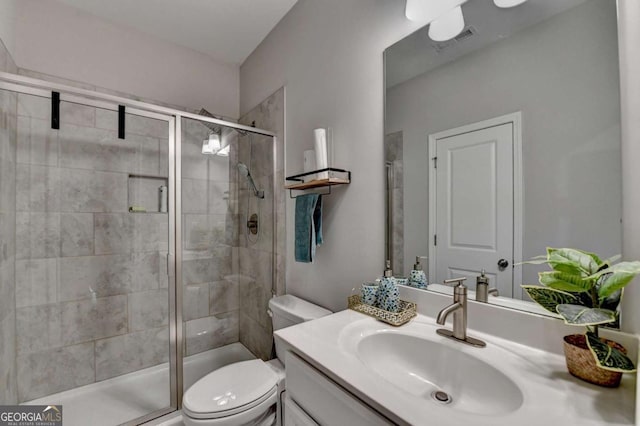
[384,0,622,314]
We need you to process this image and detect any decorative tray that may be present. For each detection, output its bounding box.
[347,295,417,327]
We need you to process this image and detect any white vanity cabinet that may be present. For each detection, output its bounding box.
[284,352,394,426]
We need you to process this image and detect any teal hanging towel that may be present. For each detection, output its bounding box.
[295,193,323,262]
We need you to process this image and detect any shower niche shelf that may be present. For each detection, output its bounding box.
[285,168,351,198]
[128,174,169,213]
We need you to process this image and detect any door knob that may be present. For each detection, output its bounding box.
[497,259,509,270]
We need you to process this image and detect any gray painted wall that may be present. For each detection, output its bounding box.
[386,0,622,285]
[3,0,239,119]
[619,0,640,335]
[240,0,425,312]
[241,0,640,334]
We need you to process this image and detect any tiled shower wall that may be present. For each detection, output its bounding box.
[14,94,170,402]
[237,88,285,360]
[0,40,18,404]
[385,131,404,275]
[180,119,240,357]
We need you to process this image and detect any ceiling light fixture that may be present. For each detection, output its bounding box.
[405,0,467,23]
[215,144,230,157]
[202,132,221,155]
[428,6,465,42]
[493,0,528,8]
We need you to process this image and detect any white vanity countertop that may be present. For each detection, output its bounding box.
[275,310,636,426]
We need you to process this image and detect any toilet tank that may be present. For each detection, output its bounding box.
[269,295,332,363]
[269,295,332,330]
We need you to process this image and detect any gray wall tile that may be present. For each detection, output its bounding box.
[58,253,159,301]
[0,62,17,404]
[16,116,58,166]
[183,284,209,321]
[182,179,208,214]
[17,94,49,120]
[16,164,60,212]
[17,343,94,402]
[60,102,95,127]
[182,246,231,285]
[16,212,60,259]
[15,259,57,308]
[16,304,61,355]
[60,213,94,257]
[96,109,168,139]
[0,311,17,404]
[60,295,128,345]
[184,214,230,251]
[185,311,238,356]
[59,124,160,176]
[209,280,239,315]
[59,168,127,213]
[239,312,272,361]
[128,289,168,331]
[94,213,167,255]
[95,327,169,381]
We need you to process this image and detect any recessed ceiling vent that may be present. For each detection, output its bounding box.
[431,25,477,52]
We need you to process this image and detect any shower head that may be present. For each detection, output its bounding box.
[237,163,264,199]
[198,108,249,136]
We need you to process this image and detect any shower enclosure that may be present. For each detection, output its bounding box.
[0,72,277,425]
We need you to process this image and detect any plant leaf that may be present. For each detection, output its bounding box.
[593,261,640,299]
[521,286,577,314]
[546,248,600,275]
[602,254,622,265]
[538,271,592,293]
[556,304,616,326]
[586,331,637,372]
[515,258,554,266]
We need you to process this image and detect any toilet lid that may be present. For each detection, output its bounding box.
[183,359,278,419]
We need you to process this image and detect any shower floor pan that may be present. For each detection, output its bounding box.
[23,343,255,426]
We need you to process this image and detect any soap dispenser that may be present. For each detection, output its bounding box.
[378,260,400,313]
[409,256,428,289]
[475,269,499,302]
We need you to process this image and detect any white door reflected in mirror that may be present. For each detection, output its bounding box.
[429,114,521,298]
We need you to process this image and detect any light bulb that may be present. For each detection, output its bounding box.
[202,132,221,155]
[494,0,528,8]
[428,6,465,42]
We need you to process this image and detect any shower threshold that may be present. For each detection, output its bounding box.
[23,343,255,426]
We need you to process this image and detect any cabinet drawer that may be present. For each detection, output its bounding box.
[286,352,393,426]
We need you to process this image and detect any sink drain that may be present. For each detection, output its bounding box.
[431,390,453,405]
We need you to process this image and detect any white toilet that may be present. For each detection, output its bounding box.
[182,295,331,426]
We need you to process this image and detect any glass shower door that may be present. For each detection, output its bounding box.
[13,90,175,425]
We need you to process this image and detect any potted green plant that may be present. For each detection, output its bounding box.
[521,247,640,387]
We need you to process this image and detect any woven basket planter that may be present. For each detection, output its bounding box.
[563,334,624,388]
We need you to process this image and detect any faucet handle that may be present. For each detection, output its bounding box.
[444,277,467,286]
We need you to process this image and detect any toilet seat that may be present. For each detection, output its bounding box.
[183,359,279,421]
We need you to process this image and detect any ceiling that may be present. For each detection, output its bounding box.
[55,0,298,65]
[386,0,588,88]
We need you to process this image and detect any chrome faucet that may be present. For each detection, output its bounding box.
[475,270,499,303]
[436,277,486,348]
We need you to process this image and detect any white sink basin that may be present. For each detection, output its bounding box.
[277,311,636,425]
[356,332,523,415]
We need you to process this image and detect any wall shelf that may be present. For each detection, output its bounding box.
[285,168,351,198]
